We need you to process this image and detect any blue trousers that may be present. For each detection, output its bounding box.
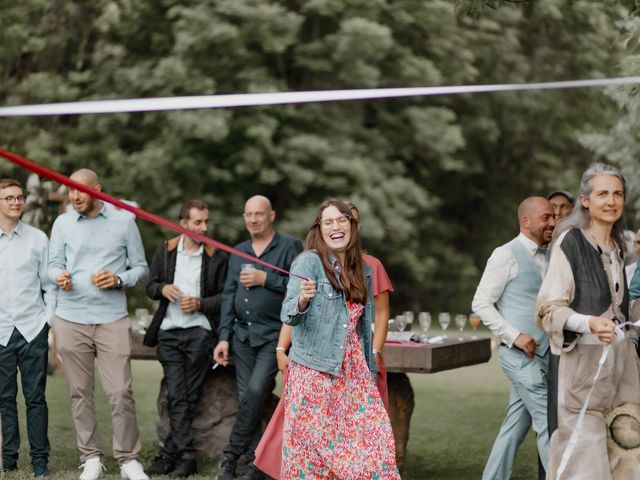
[0,325,50,469]
[483,346,549,480]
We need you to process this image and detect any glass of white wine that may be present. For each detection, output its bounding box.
[418,311,431,342]
[403,311,415,330]
[455,314,467,341]
[438,312,451,337]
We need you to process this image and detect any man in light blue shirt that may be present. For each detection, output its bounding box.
[48,169,149,480]
[0,178,54,477]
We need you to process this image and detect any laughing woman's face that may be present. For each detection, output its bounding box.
[320,205,352,255]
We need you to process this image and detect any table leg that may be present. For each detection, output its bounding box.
[387,372,415,472]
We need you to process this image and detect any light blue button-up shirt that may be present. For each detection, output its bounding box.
[48,203,149,324]
[0,222,55,346]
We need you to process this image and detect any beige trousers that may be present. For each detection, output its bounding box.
[547,339,640,480]
[52,316,141,464]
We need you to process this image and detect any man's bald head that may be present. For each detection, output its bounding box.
[518,196,556,246]
[243,195,276,240]
[244,195,272,212]
[70,168,99,188]
[68,168,102,217]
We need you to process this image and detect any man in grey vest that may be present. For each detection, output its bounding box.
[472,196,555,480]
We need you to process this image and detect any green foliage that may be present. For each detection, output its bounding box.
[0,0,627,312]
[579,12,640,225]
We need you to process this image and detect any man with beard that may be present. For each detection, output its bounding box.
[472,196,556,480]
[144,200,228,478]
[49,169,149,480]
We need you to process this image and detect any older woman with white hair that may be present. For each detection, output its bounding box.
[537,163,640,479]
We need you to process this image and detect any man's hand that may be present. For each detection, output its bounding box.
[589,316,615,345]
[513,333,538,358]
[161,284,181,303]
[56,271,72,291]
[239,269,267,289]
[179,296,200,314]
[276,349,290,374]
[213,341,230,366]
[92,270,120,289]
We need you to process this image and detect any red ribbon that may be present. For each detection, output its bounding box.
[0,148,306,280]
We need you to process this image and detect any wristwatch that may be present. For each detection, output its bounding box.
[115,276,123,289]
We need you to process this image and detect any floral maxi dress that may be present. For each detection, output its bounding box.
[282,302,401,479]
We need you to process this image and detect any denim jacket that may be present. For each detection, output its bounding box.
[281,251,376,376]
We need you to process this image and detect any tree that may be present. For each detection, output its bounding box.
[0,0,627,312]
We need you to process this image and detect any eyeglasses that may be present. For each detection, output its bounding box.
[0,195,25,205]
[320,216,350,228]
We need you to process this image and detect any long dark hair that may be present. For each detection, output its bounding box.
[305,199,367,304]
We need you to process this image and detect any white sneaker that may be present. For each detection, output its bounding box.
[120,460,149,480]
[79,457,105,480]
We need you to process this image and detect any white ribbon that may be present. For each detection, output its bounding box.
[1,76,640,116]
[556,319,640,478]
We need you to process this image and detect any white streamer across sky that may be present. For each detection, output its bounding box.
[1,76,640,116]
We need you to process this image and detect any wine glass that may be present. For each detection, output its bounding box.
[135,308,150,334]
[455,314,467,341]
[394,314,407,332]
[469,313,481,339]
[403,311,415,330]
[438,312,451,337]
[418,312,431,342]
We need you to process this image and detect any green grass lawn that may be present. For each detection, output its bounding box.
[8,336,540,480]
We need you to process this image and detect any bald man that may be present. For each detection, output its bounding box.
[48,169,149,480]
[472,197,555,480]
[213,196,302,480]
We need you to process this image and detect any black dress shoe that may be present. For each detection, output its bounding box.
[235,464,264,480]
[147,455,177,476]
[168,459,197,478]
[216,455,237,480]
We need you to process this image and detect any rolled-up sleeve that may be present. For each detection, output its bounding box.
[472,246,520,347]
[281,253,314,326]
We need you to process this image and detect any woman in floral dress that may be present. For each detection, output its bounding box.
[280,199,400,480]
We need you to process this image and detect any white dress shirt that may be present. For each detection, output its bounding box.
[0,222,55,346]
[626,262,637,288]
[472,233,549,347]
[160,236,210,331]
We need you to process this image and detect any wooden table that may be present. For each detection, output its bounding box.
[384,337,492,373]
[380,338,492,470]
[129,333,491,472]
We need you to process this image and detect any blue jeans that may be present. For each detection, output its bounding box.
[223,337,278,461]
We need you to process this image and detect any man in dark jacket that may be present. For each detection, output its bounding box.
[144,200,228,478]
